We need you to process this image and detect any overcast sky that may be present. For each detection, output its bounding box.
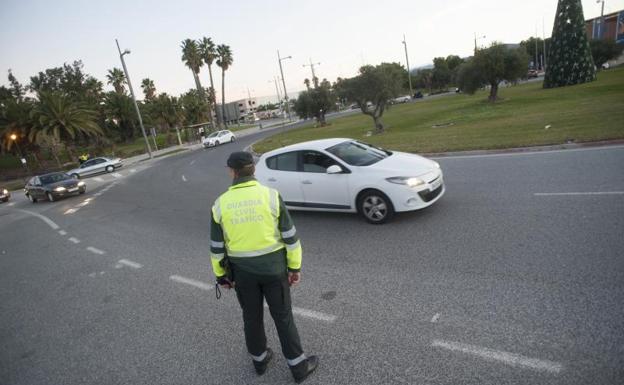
[1,0,622,102]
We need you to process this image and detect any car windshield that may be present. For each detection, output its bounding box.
[325,141,390,166]
[40,173,71,185]
[208,132,219,138]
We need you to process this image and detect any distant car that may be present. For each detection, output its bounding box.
[255,138,444,224]
[527,69,539,78]
[67,157,123,179]
[1,188,10,202]
[391,95,411,104]
[414,91,424,99]
[24,172,86,203]
[203,130,236,148]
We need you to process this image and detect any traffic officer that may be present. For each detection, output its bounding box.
[210,151,318,383]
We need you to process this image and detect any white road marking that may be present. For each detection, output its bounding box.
[93,177,104,182]
[58,230,67,236]
[64,208,78,215]
[94,192,103,197]
[68,237,81,244]
[78,201,90,207]
[431,340,563,374]
[86,246,105,255]
[83,198,93,202]
[129,168,137,173]
[8,202,15,206]
[263,303,336,322]
[534,191,624,196]
[431,144,624,160]
[169,275,213,291]
[431,313,441,323]
[112,172,123,178]
[182,175,187,182]
[115,259,143,269]
[16,209,60,230]
[190,160,195,165]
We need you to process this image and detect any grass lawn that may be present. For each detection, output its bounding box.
[254,67,624,154]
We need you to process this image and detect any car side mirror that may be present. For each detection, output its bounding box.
[326,165,342,174]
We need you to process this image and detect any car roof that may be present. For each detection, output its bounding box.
[38,171,67,178]
[262,138,353,157]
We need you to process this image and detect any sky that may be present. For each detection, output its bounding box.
[1,0,623,103]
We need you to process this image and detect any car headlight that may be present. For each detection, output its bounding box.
[386,177,425,187]
[54,186,66,192]
[77,181,85,187]
[2,189,7,194]
[433,162,441,169]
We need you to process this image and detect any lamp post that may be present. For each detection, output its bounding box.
[115,39,153,159]
[474,33,486,53]
[269,78,282,111]
[402,34,413,98]
[597,0,606,38]
[303,58,321,85]
[10,133,30,175]
[277,50,292,121]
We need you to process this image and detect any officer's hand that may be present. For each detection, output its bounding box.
[217,277,234,289]
[288,272,301,287]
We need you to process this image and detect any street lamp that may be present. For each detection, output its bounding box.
[596,0,605,38]
[9,133,30,176]
[402,34,413,98]
[115,39,153,159]
[474,33,486,53]
[277,50,293,121]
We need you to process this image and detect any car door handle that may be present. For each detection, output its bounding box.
[268,178,277,182]
[301,180,312,185]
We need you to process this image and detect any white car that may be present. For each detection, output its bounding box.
[391,95,412,104]
[67,157,123,179]
[203,130,236,148]
[255,138,445,224]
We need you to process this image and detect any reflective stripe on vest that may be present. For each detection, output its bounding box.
[216,181,283,258]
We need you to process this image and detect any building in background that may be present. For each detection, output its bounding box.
[585,9,624,43]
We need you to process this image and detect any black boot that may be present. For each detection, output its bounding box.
[290,355,318,383]
[253,348,273,375]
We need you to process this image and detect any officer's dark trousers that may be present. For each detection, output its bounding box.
[232,268,304,361]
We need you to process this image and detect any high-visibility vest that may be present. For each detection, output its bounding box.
[212,180,283,258]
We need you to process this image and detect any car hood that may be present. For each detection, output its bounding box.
[49,179,79,189]
[368,151,438,177]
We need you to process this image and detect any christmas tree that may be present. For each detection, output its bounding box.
[544,0,596,88]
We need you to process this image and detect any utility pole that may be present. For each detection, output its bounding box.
[402,34,413,97]
[535,23,539,70]
[543,17,547,71]
[474,33,486,53]
[115,39,152,159]
[277,50,292,121]
[303,58,321,86]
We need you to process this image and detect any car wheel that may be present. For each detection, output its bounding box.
[71,173,80,179]
[1,197,8,203]
[105,165,114,173]
[357,190,394,224]
[79,187,86,194]
[215,140,220,146]
[230,136,235,142]
[46,192,55,202]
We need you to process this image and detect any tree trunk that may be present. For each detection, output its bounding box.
[221,70,228,128]
[207,64,220,128]
[373,115,385,133]
[193,70,213,129]
[488,83,499,102]
[49,142,62,169]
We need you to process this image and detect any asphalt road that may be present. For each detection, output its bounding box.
[1,130,623,385]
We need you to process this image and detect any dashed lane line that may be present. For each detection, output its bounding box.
[190,160,196,165]
[431,313,441,323]
[68,237,80,244]
[86,246,105,255]
[93,177,104,182]
[8,202,15,206]
[112,172,123,178]
[64,208,78,215]
[182,175,187,182]
[130,169,137,173]
[115,259,143,269]
[58,230,67,236]
[169,275,213,291]
[16,209,60,230]
[534,191,624,196]
[431,340,563,374]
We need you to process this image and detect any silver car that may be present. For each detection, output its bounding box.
[68,157,123,179]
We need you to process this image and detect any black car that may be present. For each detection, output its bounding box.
[24,172,86,203]
[1,188,10,202]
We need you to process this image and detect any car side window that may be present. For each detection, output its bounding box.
[27,177,35,186]
[95,158,106,164]
[82,160,94,168]
[267,152,298,172]
[301,151,339,173]
[34,177,41,186]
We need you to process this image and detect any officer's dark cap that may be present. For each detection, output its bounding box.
[227,151,254,169]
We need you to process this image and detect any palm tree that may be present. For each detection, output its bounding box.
[181,38,213,128]
[304,78,311,91]
[216,44,233,127]
[199,37,220,127]
[106,68,126,94]
[141,78,156,100]
[30,92,103,166]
